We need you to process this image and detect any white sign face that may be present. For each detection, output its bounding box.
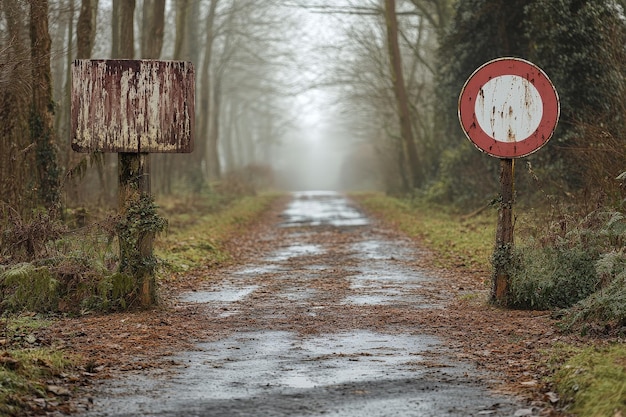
[475,75,543,143]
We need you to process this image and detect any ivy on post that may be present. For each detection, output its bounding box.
[493,158,514,303]
[71,59,195,307]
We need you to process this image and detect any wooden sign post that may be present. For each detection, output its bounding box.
[71,59,195,307]
[458,57,559,305]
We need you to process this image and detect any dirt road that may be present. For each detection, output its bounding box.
[79,191,540,417]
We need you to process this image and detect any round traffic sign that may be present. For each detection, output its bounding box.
[458,57,559,158]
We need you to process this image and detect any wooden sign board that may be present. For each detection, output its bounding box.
[71,59,195,153]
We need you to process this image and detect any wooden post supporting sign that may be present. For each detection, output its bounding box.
[458,57,559,305]
[71,59,195,307]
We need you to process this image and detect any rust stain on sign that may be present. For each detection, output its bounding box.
[71,60,195,153]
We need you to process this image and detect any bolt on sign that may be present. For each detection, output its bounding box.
[71,59,195,153]
[458,57,559,159]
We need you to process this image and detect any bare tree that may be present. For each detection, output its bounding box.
[0,0,35,211]
[77,0,98,59]
[30,0,61,208]
[141,0,165,59]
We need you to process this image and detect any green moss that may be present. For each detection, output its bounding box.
[0,348,77,416]
[552,345,626,416]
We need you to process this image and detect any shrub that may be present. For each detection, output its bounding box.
[508,245,599,310]
[561,250,626,333]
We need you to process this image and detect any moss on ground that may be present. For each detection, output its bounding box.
[552,345,626,416]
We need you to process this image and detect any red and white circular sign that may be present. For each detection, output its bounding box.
[458,57,559,158]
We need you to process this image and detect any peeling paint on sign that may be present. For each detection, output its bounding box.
[71,60,195,153]
[475,75,543,143]
[458,57,559,159]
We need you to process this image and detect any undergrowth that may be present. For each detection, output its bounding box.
[157,193,280,271]
[0,186,281,314]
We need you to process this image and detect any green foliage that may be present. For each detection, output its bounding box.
[423,144,499,206]
[0,264,59,312]
[509,208,626,311]
[561,249,626,333]
[85,272,135,311]
[524,0,626,194]
[551,345,626,416]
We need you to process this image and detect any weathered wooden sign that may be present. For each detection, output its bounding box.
[71,59,195,308]
[71,59,195,153]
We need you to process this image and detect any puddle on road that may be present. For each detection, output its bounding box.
[180,285,259,303]
[234,265,280,275]
[265,243,324,261]
[85,330,520,417]
[350,240,412,261]
[280,191,369,227]
[343,263,434,306]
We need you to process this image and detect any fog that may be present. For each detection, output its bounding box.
[270,3,360,192]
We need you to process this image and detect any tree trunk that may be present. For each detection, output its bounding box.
[207,78,222,180]
[141,0,165,59]
[0,0,34,212]
[119,0,135,58]
[173,0,190,60]
[30,0,61,209]
[77,0,97,59]
[384,0,421,190]
[197,0,219,182]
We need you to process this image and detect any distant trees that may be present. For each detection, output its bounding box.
[321,0,450,193]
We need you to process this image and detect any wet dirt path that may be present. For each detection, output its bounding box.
[82,191,527,417]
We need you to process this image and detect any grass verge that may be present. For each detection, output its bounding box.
[353,192,495,272]
[551,344,626,416]
[156,192,281,272]
[0,316,78,416]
